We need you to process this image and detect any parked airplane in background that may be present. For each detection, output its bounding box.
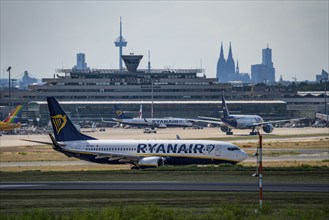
[23,97,248,169]
[137,104,143,119]
[104,104,194,130]
[103,104,143,127]
[0,105,24,131]
[198,94,303,135]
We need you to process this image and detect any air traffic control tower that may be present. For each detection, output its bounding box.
[122,54,143,72]
[114,17,127,71]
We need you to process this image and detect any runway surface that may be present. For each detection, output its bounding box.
[1,153,328,168]
[0,181,328,192]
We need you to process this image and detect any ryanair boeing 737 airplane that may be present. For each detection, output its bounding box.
[24,97,248,169]
[110,104,194,129]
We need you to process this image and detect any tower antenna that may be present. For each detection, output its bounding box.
[148,50,151,73]
[114,17,127,71]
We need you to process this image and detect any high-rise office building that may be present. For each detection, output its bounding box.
[315,69,328,82]
[251,45,275,84]
[73,53,88,70]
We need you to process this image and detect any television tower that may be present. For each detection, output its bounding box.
[148,50,151,73]
[114,17,127,71]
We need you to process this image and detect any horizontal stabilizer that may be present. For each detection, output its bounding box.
[20,139,53,145]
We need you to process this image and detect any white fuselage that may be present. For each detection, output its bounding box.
[59,139,248,165]
[114,117,193,128]
[223,115,264,129]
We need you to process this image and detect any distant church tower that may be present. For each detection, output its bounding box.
[226,42,235,80]
[216,42,250,83]
[216,42,235,82]
[216,42,226,82]
[236,60,240,74]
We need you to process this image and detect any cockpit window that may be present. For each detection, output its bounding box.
[227,147,240,151]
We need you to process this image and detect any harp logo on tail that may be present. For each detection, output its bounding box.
[115,110,123,117]
[51,114,67,134]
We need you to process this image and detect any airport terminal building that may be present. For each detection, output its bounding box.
[23,54,288,125]
[0,55,327,126]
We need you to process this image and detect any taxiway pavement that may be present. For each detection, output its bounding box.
[1,127,328,148]
[0,181,328,192]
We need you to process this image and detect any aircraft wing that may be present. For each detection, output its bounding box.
[250,118,305,126]
[101,117,118,124]
[71,149,141,162]
[94,152,140,161]
[189,118,225,126]
[198,115,245,120]
[197,116,222,122]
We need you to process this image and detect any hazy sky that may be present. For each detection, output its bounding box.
[1,1,328,81]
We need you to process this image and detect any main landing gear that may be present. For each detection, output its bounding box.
[221,126,233,135]
[250,128,258,135]
[226,129,233,135]
[130,162,141,170]
[143,128,156,133]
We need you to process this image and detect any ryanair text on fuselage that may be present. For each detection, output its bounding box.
[137,143,216,154]
[151,119,184,124]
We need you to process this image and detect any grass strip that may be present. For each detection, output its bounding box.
[1,165,328,183]
[0,191,328,219]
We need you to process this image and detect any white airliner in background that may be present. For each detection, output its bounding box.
[103,104,194,129]
[23,97,248,169]
[198,94,304,135]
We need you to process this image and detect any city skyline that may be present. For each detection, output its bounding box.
[1,1,328,82]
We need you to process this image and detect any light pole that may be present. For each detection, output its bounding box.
[324,79,327,115]
[258,131,263,209]
[321,78,328,115]
[151,80,154,118]
[11,79,17,106]
[252,131,263,210]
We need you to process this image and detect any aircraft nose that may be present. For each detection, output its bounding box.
[239,149,249,161]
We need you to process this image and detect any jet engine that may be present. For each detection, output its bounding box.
[157,124,167,128]
[137,156,164,168]
[262,124,274,133]
[220,126,230,133]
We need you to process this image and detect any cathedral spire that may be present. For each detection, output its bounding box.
[219,42,225,60]
[228,42,233,60]
[217,42,227,82]
[226,42,235,75]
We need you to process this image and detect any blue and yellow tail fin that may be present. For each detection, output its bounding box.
[47,97,96,142]
[114,104,130,119]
